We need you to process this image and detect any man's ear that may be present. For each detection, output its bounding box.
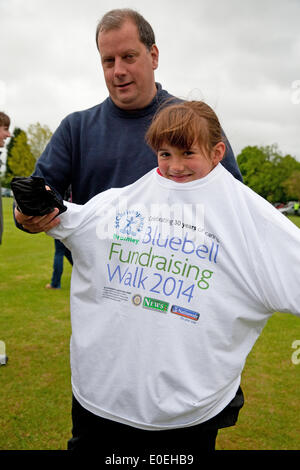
[212,142,226,165]
[150,44,159,70]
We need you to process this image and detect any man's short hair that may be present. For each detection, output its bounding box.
[96,8,156,51]
[0,112,10,127]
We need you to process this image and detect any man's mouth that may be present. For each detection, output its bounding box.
[116,81,134,89]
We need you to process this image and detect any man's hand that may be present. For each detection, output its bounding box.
[14,206,60,233]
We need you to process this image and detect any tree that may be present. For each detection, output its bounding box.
[237,144,300,203]
[2,123,53,186]
[270,155,300,202]
[4,127,22,181]
[236,145,275,200]
[27,122,52,160]
[8,130,35,178]
[282,171,300,200]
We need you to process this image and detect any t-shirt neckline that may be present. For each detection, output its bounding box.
[154,163,224,190]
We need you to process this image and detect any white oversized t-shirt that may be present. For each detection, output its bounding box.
[48,164,300,430]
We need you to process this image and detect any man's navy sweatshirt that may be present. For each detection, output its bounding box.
[33,83,243,205]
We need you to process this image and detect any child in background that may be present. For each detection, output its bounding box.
[22,101,300,451]
[0,111,11,245]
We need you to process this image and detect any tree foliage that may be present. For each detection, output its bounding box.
[282,171,300,201]
[8,130,36,177]
[237,144,300,203]
[2,123,52,186]
[27,122,52,160]
[4,127,22,180]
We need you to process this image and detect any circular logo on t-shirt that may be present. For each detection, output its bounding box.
[132,294,142,306]
[115,210,144,237]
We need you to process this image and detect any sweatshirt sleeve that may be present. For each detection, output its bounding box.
[33,116,73,198]
[220,129,243,183]
[257,214,300,316]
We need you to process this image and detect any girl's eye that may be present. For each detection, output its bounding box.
[183,151,194,156]
[159,152,170,158]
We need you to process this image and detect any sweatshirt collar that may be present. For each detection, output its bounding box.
[106,83,167,118]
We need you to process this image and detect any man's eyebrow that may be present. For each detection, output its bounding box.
[101,54,114,61]
[102,49,138,59]
[123,49,138,54]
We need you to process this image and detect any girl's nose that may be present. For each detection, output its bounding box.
[170,158,185,172]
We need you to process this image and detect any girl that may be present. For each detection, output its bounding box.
[13,101,300,452]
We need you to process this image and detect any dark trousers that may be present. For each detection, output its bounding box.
[51,239,73,288]
[68,395,218,454]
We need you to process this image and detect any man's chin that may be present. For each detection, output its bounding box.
[111,92,139,110]
[110,88,155,111]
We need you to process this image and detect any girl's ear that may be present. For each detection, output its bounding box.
[211,142,226,166]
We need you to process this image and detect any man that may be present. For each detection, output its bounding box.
[14,9,243,451]
[15,8,242,234]
[0,111,11,244]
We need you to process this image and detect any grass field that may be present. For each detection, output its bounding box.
[0,197,299,450]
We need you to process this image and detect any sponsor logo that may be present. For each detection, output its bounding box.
[171,305,200,321]
[132,294,142,306]
[142,296,169,313]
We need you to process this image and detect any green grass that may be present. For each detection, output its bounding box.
[0,197,72,450]
[0,198,299,450]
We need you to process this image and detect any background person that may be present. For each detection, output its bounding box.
[0,111,11,245]
[45,187,73,290]
[45,239,73,290]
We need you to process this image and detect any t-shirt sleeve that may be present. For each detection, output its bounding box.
[46,188,119,243]
[46,200,86,241]
[256,214,300,316]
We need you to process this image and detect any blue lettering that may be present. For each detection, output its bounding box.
[107,264,147,290]
[107,264,128,282]
[137,268,148,289]
[142,226,152,244]
[182,232,195,255]
[195,244,208,259]
[169,236,182,251]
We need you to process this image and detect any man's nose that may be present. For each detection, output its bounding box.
[114,57,126,77]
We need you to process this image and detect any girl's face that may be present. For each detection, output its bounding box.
[157,142,225,183]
